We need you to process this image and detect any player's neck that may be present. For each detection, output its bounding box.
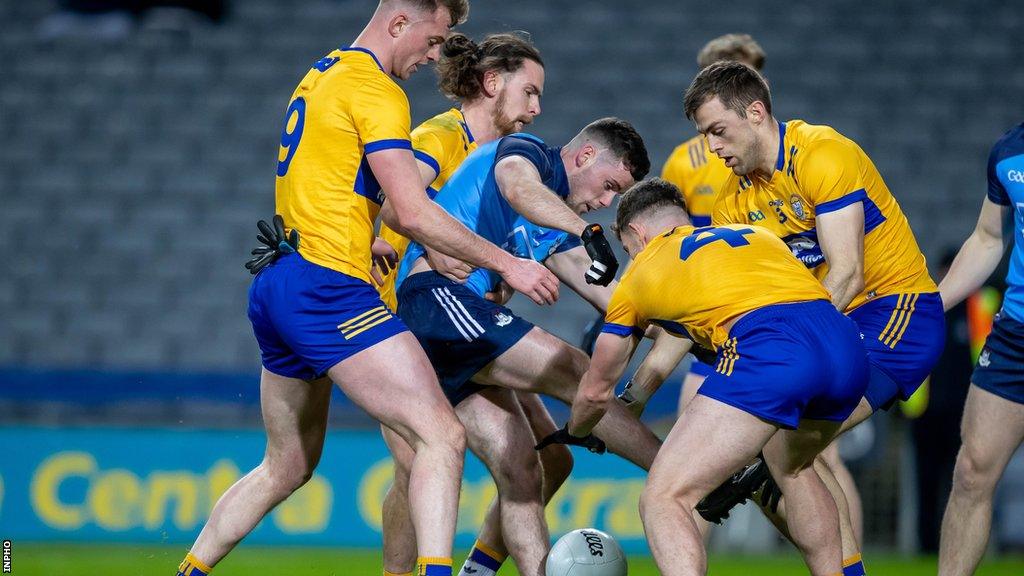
[351,24,395,76]
[753,117,781,178]
[460,103,502,143]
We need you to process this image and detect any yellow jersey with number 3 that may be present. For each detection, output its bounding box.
[377,108,478,309]
[712,120,936,312]
[602,224,830,350]
[661,134,733,226]
[275,47,413,284]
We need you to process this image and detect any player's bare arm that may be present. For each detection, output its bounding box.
[372,148,560,305]
[938,197,1012,311]
[619,331,694,417]
[544,246,616,309]
[816,201,866,311]
[495,155,589,236]
[568,332,637,437]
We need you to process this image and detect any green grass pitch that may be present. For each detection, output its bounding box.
[9,543,1024,575]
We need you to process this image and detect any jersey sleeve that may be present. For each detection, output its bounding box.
[660,146,687,189]
[987,141,1011,206]
[353,78,413,153]
[601,282,645,338]
[411,127,445,181]
[796,139,868,215]
[552,234,583,255]
[494,136,553,180]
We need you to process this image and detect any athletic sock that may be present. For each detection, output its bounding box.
[843,554,866,576]
[457,540,506,576]
[384,571,413,576]
[176,552,211,576]
[417,556,453,576]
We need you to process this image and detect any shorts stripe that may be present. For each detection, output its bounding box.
[878,293,907,344]
[432,288,478,341]
[717,337,739,376]
[443,287,486,334]
[345,312,395,339]
[884,293,919,348]
[338,306,388,330]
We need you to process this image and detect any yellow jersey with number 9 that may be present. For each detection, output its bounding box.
[377,108,478,309]
[712,120,936,312]
[603,224,830,350]
[661,134,733,226]
[275,47,413,284]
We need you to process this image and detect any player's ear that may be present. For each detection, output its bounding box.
[388,12,410,38]
[575,143,596,168]
[747,100,767,125]
[481,69,503,98]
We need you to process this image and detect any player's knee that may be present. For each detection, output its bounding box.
[494,445,543,496]
[640,477,693,519]
[952,447,998,496]
[263,455,316,495]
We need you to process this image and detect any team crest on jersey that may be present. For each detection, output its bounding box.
[789,194,809,220]
[494,312,514,327]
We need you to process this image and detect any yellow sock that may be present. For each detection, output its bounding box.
[384,571,413,576]
[177,552,212,576]
[417,556,453,576]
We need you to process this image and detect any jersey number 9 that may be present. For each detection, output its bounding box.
[277,97,306,177]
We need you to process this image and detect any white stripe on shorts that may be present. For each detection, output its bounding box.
[432,288,478,341]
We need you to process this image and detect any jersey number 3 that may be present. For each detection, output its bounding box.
[679,226,754,260]
[276,96,306,177]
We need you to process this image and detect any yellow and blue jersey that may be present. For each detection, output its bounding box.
[378,108,478,309]
[712,120,937,312]
[602,224,831,351]
[661,134,733,226]
[275,46,413,285]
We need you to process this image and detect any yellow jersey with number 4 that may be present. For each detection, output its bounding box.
[712,120,936,312]
[661,134,733,226]
[602,224,830,350]
[275,47,413,284]
[378,108,478,309]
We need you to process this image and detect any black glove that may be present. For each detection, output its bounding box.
[758,467,783,514]
[580,223,618,286]
[534,424,606,454]
[245,215,299,275]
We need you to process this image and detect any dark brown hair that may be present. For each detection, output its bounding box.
[385,0,468,27]
[614,178,687,237]
[683,60,772,121]
[579,117,650,182]
[697,34,766,70]
[436,32,543,101]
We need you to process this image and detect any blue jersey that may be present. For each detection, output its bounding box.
[988,123,1024,322]
[396,134,580,297]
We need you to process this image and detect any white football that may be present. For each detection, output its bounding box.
[545,528,627,576]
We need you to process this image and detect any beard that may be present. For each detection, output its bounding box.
[491,89,531,136]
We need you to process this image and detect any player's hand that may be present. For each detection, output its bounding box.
[370,237,398,287]
[535,425,606,454]
[484,281,514,305]
[427,248,474,283]
[245,215,298,275]
[580,223,618,286]
[617,379,648,418]
[501,257,559,305]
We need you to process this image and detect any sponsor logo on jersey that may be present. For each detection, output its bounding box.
[1008,170,1024,184]
[748,210,766,221]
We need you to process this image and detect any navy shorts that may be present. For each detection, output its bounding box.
[698,300,869,429]
[248,253,408,380]
[397,272,534,405]
[847,292,946,410]
[972,311,1024,405]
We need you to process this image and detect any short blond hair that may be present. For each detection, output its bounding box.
[697,34,765,70]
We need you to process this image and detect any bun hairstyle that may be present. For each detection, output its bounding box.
[437,32,543,101]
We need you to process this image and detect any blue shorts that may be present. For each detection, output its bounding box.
[848,292,945,410]
[248,253,408,380]
[689,360,714,377]
[972,311,1024,405]
[698,300,869,429]
[397,272,534,405]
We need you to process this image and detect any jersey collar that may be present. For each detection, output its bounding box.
[340,46,384,72]
[455,108,476,144]
[550,147,570,199]
[774,121,788,172]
